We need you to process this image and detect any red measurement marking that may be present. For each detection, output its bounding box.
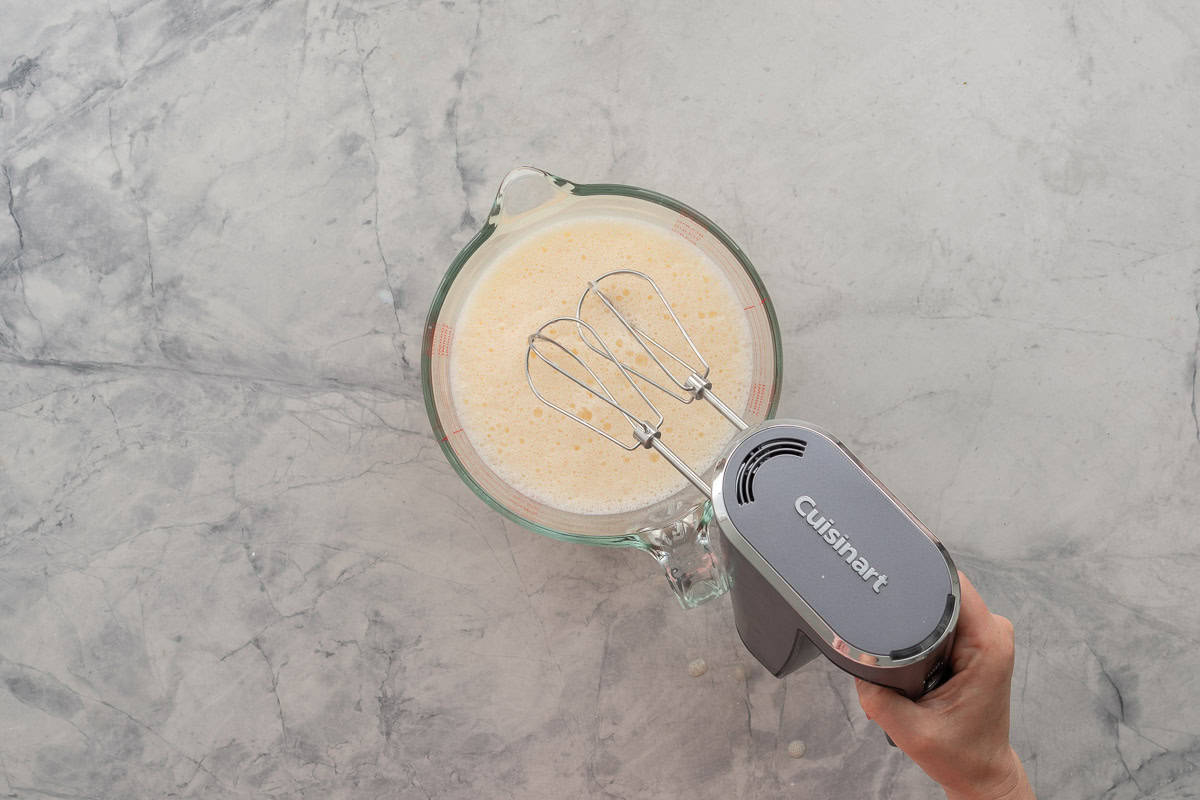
[743,297,766,311]
[434,324,453,358]
[512,496,539,520]
[747,382,767,415]
[671,217,704,243]
[451,428,463,435]
[743,304,756,311]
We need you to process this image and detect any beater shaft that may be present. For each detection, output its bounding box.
[646,436,711,498]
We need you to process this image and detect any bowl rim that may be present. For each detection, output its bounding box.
[421,167,783,548]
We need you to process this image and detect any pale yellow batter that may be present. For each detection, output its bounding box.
[450,217,752,514]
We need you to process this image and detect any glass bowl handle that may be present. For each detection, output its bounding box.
[640,503,730,608]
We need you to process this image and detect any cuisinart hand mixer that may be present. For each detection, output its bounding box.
[527,270,960,699]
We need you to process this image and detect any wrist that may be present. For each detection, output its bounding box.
[943,747,1034,800]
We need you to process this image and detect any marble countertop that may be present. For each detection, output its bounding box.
[2,1,1198,798]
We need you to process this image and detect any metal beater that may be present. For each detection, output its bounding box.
[525,269,745,495]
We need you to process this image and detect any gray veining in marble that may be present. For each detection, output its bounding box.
[2,1,1199,798]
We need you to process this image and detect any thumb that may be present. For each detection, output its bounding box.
[855,678,924,739]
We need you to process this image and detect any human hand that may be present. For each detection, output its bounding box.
[855,571,1035,800]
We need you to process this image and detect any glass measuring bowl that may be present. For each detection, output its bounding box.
[422,167,782,608]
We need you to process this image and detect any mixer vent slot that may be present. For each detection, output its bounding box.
[735,438,806,504]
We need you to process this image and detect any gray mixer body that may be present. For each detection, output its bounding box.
[712,420,960,698]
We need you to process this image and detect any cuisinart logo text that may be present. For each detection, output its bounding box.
[795,496,889,593]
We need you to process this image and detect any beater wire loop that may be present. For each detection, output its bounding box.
[576,270,712,403]
[525,270,750,496]
[526,316,664,451]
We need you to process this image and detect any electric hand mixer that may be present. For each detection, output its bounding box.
[527,270,960,699]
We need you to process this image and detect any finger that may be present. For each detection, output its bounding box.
[986,612,1017,677]
[953,570,995,645]
[951,571,1010,676]
[855,678,926,742]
